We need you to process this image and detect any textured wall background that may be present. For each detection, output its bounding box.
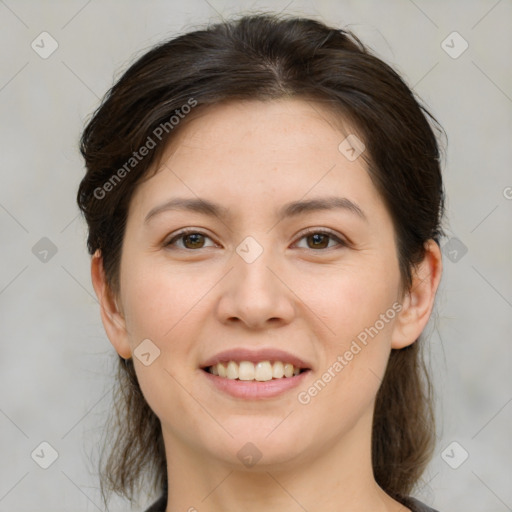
[1,1,511,511]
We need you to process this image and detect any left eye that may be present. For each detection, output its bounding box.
[294,230,345,250]
[165,229,345,251]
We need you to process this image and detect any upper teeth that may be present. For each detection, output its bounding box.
[208,361,302,381]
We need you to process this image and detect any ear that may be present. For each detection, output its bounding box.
[91,250,132,359]
[391,239,443,349]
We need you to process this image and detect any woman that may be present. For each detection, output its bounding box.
[78,13,444,512]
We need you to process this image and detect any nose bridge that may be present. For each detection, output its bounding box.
[236,238,276,289]
[234,233,281,300]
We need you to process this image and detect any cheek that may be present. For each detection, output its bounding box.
[118,260,211,429]
[312,258,400,345]
[120,254,211,343]
[297,279,397,433]
[302,257,400,404]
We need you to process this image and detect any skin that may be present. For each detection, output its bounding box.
[92,99,442,512]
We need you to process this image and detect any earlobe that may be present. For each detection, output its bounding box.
[391,240,443,349]
[90,250,132,359]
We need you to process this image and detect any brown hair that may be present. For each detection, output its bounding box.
[77,13,445,506]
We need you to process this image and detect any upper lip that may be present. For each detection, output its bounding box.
[200,348,312,370]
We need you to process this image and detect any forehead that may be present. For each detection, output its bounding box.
[164,98,353,156]
[130,98,387,225]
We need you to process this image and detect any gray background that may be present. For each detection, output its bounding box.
[1,0,511,511]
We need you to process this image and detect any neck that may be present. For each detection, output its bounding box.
[162,407,408,512]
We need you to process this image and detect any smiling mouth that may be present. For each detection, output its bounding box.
[203,360,310,382]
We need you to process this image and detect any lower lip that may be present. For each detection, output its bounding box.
[201,369,311,399]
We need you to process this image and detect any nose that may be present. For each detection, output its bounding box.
[215,244,296,330]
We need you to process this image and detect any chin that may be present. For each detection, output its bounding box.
[202,420,312,469]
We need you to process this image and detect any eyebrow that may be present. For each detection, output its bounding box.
[144,196,368,224]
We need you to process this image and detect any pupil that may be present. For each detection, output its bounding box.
[185,234,204,248]
[309,233,327,249]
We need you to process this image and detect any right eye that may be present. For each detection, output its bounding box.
[164,229,218,250]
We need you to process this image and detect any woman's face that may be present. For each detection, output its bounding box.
[114,99,407,470]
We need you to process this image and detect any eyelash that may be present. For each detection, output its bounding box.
[164,227,348,251]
